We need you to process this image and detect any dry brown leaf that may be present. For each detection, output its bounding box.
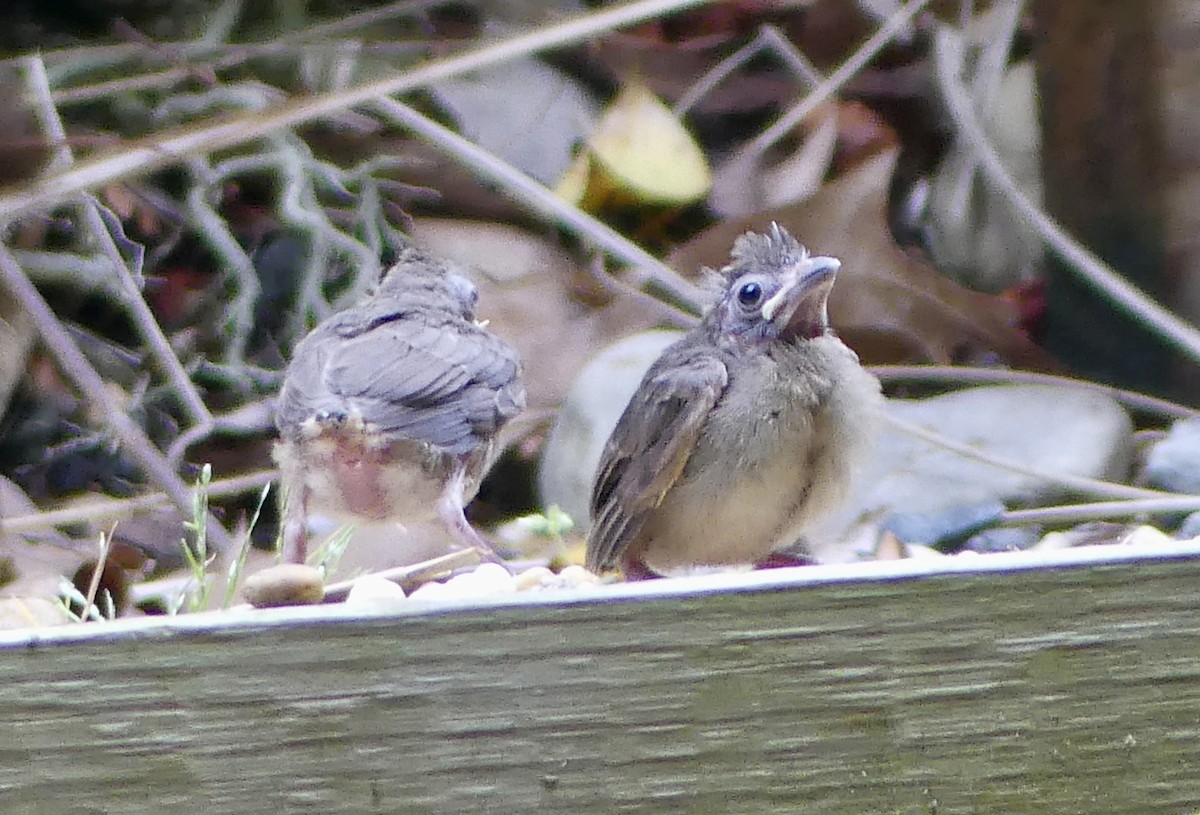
[0,281,35,418]
[0,477,89,600]
[671,148,1057,369]
[710,103,839,218]
[712,100,898,219]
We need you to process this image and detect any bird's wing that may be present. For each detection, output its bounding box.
[586,345,728,571]
[280,311,523,455]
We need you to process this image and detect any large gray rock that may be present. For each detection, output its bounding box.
[538,330,683,525]
[810,384,1134,561]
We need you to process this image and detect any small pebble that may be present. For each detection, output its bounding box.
[242,564,325,608]
[1033,522,1130,551]
[1177,511,1200,541]
[409,563,602,601]
[408,563,516,602]
[1142,417,1200,493]
[409,581,449,601]
[962,526,1041,554]
[1120,525,1174,548]
[514,566,555,591]
[344,575,407,608]
[558,565,601,588]
[901,543,945,559]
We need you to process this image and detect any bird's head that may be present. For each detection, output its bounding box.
[706,223,840,345]
[376,247,479,320]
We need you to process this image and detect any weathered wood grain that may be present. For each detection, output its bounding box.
[2,541,1200,814]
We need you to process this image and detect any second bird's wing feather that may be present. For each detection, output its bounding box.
[280,305,523,455]
[586,343,728,571]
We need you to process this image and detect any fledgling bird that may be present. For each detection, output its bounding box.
[587,224,882,578]
[273,247,525,564]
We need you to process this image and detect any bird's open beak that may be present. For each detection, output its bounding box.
[760,255,840,341]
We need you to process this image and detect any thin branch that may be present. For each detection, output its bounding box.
[580,254,699,330]
[22,55,213,427]
[0,0,718,225]
[932,25,1200,364]
[0,243,232,552]
[673,24,825,118]
[322,548,484,601]
[1002,497,1200,526]
[0,470,276,536]
[743,0,936,158]
[44,0,439,103]
[884,413,1172,501]
[371,97,705,311]
[80,526,115,623]
[872,365,1200,421]
[166,399,274,467]
[183,155,260,364]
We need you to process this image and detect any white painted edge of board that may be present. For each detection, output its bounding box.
[4,536,1199,648]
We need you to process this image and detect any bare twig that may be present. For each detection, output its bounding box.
[0,243,233,552]
[932,25,1200,364]
[80,526,115,622]
[674,24,824,118]
[581,254,699,329]
[46,1,440,104]
[22,55,213,427]
[371,97,705,311]
[183,155,261,363]
[872,365,1200,421]
[0,0,717,224]
[1002,497,1200,526]
[742,0,936,158]
[323,548,484,601]
[0,470,276,535]
[884,413,1172,501]
[167,399,275,467]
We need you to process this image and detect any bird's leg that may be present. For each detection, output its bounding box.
[436,467,509,571]
[281,487,310,564]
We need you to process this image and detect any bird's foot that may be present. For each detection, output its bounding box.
[436,485,513,575]
[756,552,816,570]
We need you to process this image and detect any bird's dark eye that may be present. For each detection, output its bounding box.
[737,281,763,307]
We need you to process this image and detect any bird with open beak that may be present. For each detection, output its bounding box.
[273,247,525,565]
[587,224,882,578]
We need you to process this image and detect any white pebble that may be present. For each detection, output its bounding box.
[558,565,601,588]
[473,562,518,587]
[443,563,517,596]
[1121,525,1173,548]
[408,564,518,602]
[344,575,407,608]
[514,566,556,591]
[409,581,450,601]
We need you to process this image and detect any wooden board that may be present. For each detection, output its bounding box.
[2,540,1200,814]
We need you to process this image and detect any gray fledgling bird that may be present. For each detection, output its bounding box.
[274,247,525,564]
[587,225,882,577]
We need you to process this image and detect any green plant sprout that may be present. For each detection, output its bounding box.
[309,524,356,579]
[177,463,215,614]
[57,578,115,623]
[220,481,272,609]
[512,505,575,564]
